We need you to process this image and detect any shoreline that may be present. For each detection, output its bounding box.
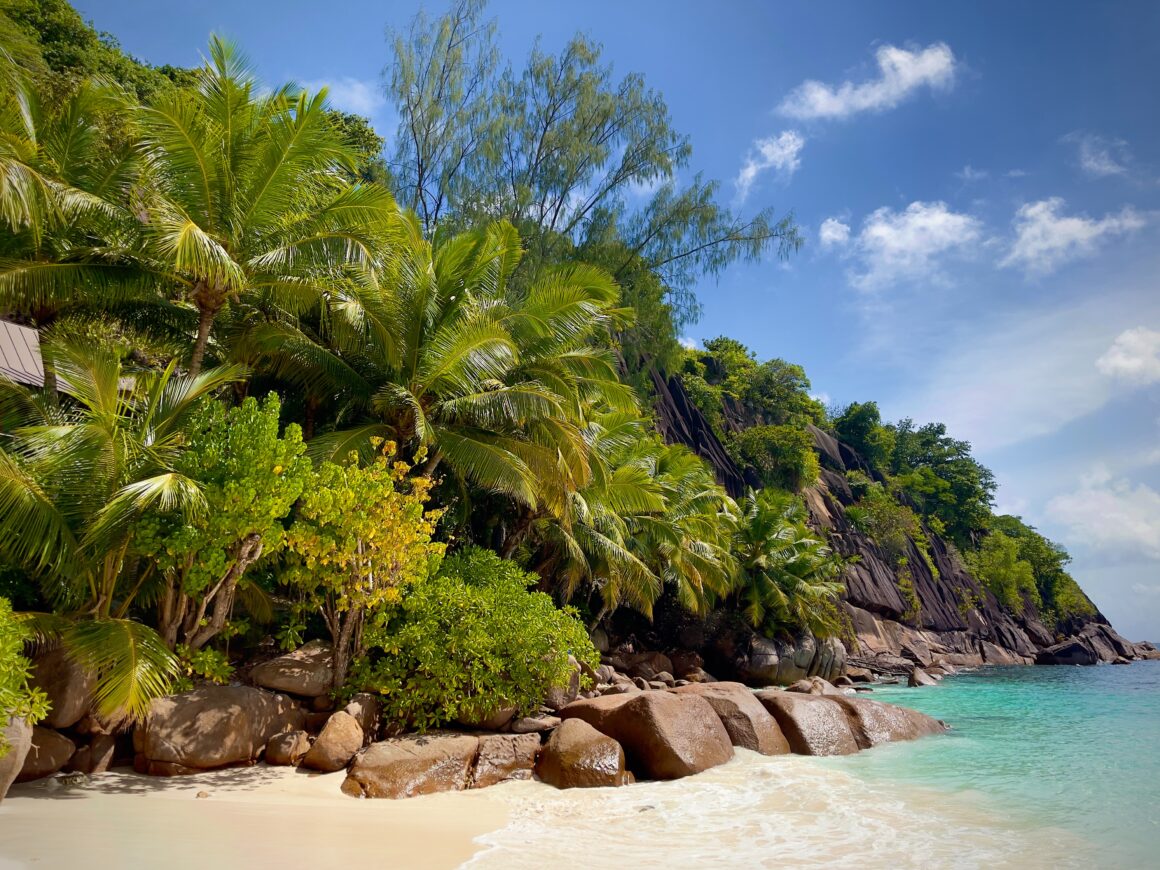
[0,766,507,870]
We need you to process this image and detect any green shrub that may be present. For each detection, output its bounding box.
[0,597,48,755]
[350,547,598,732]
[731,424,820,491]
[965,531,1041,613]
[845,471,938,581]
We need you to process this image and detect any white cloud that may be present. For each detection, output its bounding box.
[1096,327,1160,384]
[1005,169,1028,178]
[1133,583,1160,597]
[735,131,805,201]
[1065,132,1131,178]
[956,165,989,182]
[779,42,957,120]
[678,336,700,350]
[1047,470,1160,560]
[301,77,386,117]
[887,281,1160,452]
[810,391,831,406]
[1000,197,1146,276]
[849,200,981,290]
[818,217,851,248]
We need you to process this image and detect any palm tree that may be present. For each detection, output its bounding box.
[534,414,735,620]
[0,340,243,719]
[732,488,847,637]
[130,36,402,377]
[310,218,631,514]
[0,55,157,391]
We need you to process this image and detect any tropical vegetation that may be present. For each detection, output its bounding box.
[0,0,1101,732]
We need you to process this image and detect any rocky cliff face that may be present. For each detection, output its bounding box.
[651,373,1155,673]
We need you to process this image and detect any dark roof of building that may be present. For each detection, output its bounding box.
[0,319,44,387]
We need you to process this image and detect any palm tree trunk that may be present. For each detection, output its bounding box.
[189,305,215,379]
[188,278,227,378]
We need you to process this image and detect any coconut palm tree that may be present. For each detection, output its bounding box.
[0,340,244,719]
[732,487,847,637]
[0,54,161,392]
[130,36,402,377]
[534,414,735,620]
[310,217,631,514]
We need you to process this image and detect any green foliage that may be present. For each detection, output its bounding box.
[1,0,196,100]
[731,424,820,492]
[172,643,232,693]
[965,530,1041,613]
[845,471,938,585]
[350,547,598,731]
[888,419,995,547]
[833,401,895,470]
[536,417,735,619]
[283,443,445,689]
[386,0,800,328]
[0,597,48,754]
[136,393,313,650]
[732,488,848,638]
[988,515,1095,624]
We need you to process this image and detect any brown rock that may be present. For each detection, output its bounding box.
[455,705,517,731]
[31,646,95,729]
[0,717,32,801]
[510,715,561,734]
[17,726,76,782]
[264,730,311,766]
[557,694,635,733]
[249,640,334,698]
[472,733,540,788]
[684,667,717,684]
[754,692,860,756]
[672,682,790,755]
[565,691,733,780]
[544,655,582,712]
[833,696,948,749]
[845,667,874,683]
[68,733,116,775]
[535,718,632,789]
[343,694,379,742]
[134,685,305,773]
[653,671,676,687]
[302,711,363,772]
[668,650,704,679]
[304,711,331,734]
[341,734,480,799]
[908,668,938,687]
[785,677,845,696]
[1035,639,1098,666]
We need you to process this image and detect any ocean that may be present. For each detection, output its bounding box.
[465,661,1160,869]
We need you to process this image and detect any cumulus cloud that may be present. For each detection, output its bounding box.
[1065,132,1132,178]
[301,77,386,117]
[678,336,700,350]
[818,217,851,248]
[1096,327,1160,384]
[1047,469,1160,561]
[735,131,805,201]
[849,200,981,290]
[999,197,1146,276]
[779,42,957,120]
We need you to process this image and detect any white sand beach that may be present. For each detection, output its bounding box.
[0,766,506,870]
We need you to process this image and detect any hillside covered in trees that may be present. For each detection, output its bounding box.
[0,0,1150,761]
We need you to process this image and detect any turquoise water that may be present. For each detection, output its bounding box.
[831,661,1160,868]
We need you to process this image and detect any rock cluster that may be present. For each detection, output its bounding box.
[3,639,948,804]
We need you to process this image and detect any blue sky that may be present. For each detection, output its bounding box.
[77,0,1160,640]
